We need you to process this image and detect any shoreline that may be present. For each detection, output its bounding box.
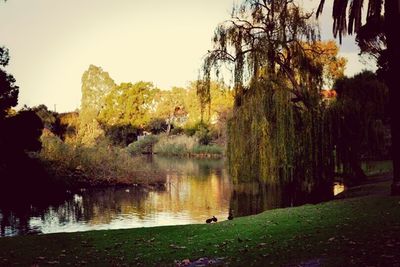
[0,174,398,266]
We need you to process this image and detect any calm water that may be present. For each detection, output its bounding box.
[0,156,343,237]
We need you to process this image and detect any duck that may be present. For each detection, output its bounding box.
[206,216,217,224]
[228,210,233,220]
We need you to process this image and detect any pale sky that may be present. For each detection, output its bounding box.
[0,0,376,112]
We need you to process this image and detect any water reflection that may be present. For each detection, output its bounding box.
[0,156,343,237]
[333,182,346,196]
[229,181,334,218]
[230,182,290,217]
[0,156,231,236]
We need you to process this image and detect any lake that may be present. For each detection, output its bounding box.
[0,156,343,237]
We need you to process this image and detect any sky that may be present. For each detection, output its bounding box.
[0,0,377,112]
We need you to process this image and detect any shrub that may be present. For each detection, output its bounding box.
[184,122,213,145]
[195,124,212,145]
[152,134,224,157]
[170,126,184,135]
[145,118,168,134]
[39,135,165,186]
[153,134,197,156]
[127,135,159,155]
[184,126,197,136]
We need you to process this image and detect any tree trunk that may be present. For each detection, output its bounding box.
[166,122,171,135]
[385,0,400,195]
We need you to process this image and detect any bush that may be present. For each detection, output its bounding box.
[39,135,165,186]
[152,134,224,157]
[127,135,158,155]
[184,126,197,136]
[184,122,213,145]
[195,124,212,145]
[170,126,184,135]
[146,118,168,134]
[153,134,197,156]
[102,124,138,146]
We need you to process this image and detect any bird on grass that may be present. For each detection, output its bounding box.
[206,216,217,223]
[228,210,233,220]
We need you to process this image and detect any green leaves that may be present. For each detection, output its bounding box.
[79,65,116,145]
[0,47,19,119]
[98,81,157,128]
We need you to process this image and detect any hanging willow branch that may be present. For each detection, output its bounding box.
[199,0,324,112]
[199,0,347,197]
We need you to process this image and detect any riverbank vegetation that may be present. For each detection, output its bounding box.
[0,180,398,266]
[127,131,223,157]
[38,134,165,188]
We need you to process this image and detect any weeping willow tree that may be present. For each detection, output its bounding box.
[200,0,343,199]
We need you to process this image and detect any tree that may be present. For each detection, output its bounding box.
[151,87,187,134]
[97,81,158,145]
[55,111,79,142]
[30,104,57,131]
[78,65,116,145]
[330,71,388,183]
[316,0,400,195]
[201,0,341,200]
[0,110,45,192]
[201,0,326,110]
[0,45,43,176]
[2,110,44,153]
[148,82,233,135]
[98,81,158,128]
[0,47,18,120]
[302,40,347,88]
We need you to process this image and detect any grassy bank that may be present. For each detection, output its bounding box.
[0,181,399,266]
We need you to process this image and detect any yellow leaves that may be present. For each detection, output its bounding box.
[98,81,158,128]
[301,40,347,86]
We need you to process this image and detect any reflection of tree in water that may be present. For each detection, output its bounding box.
[230,181,334,218]
[0,207,31,236]
[44,156,229,226]
[0,195,70,236]
[152,155,226,178]
[50,187,151,226]
[1,156,232,236]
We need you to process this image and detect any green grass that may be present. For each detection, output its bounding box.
[1,183,399,266]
